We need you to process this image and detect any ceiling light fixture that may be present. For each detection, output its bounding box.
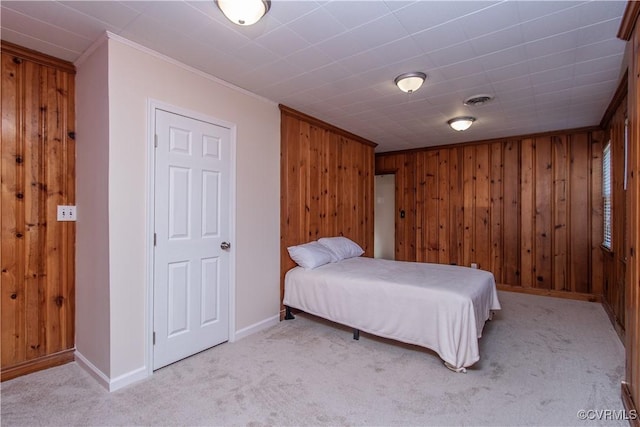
[448,116,476,131]
[394,72,427,93]
[217,0,271,26]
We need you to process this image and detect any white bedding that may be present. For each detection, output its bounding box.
[283,256,501,371]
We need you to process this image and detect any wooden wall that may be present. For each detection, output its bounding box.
[280,105,375,314]
[601,76,628,337]
[1,41,76,380]
[618,2,640,421]
[376,129,605,298]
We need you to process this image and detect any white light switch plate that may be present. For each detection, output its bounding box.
[57,205,77,221]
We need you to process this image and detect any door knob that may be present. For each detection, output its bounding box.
[220,241,231,250]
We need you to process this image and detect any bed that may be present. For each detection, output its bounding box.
[283,238,501,372]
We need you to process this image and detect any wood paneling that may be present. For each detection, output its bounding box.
[1,41,75,380]
[375,129,604,297]
[620,7,640,422]
[280,106,375,316]
[601,85,627,337]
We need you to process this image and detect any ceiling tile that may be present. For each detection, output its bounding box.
[369,36,423,65]
[287,6,347,45]
[574,38,627,63]
[0,7,93,52]
[411,21,470,54]
[470,25,525,56]
[325,1,392,29]
[0,0,627,152]
[516,1,580,23]
[392,1,497,34]
[61,1,141,30]
[520,5,582,41]
[524,31,579,58]
[460,1,521,38]
[254,26,310,57]
[479,45,528,70]
[429,41,477,68]
[266,1,323,25]
[0,26,79,61]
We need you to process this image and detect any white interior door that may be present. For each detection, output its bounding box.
[153,109,231,370]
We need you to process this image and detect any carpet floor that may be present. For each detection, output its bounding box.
[0,291,627,426]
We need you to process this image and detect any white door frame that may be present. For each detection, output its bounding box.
[145,99,237,376]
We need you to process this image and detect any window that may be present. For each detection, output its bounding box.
[602,141,612,250]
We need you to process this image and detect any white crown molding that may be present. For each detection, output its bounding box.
[79,31,275,106]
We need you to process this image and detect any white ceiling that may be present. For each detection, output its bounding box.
[0,0,628,152]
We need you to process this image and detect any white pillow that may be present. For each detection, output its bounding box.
[287,241,335,269]
[317,236,364,261]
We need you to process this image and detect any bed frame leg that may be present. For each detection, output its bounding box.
[284,306,295,320]
[353,329,360,340]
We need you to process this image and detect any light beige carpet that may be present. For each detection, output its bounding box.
[0,291,626,426]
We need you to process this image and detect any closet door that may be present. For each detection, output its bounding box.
[1,41,76,380]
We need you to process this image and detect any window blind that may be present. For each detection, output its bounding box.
[602,142,612,249]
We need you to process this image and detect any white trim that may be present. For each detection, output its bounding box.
[234,315,280,341]
[74,350,111,390]
[145,100,156,379]
[76,352,150,393]
[104,31,275,106]
[108,366,149,392]
[228,124,238,343]
[146,99,238,373]
[74,32,109,67]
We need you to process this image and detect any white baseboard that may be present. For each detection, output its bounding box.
[76,316,279,392]
[74,350,110,390]
[233,314,279,342]
[75,350,149,392]
[108,366,149,392]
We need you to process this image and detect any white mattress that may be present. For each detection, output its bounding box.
[283,257,501,371]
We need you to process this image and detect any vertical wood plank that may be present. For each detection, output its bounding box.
[280,114,298,279]
[520,139,535,288]
[425,151,439,263]
[475,144,490,270]
[490,142,503,283]
[590,134,603,297]
[329,133,340,238]
[569,133,591,293]
[364,143,374,255]
[45,65,66,356]
[438,149,450,264]
[308,125,322,241]
[415,152,426,262]
[405,154,417,261]
[553,135,569,291]
[449,147,464,266]
[534,137,552,289]
[63,69,76,349]
[25,60,44,360]
[503,141,520,286]
[462,146,475,268]
[1,51,25,367]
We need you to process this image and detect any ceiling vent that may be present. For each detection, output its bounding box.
[463,94,494,106]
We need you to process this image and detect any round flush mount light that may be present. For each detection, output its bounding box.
[448,116,476,131]
[394,72,427,93]
[463,94,494,106]
[217,0,271,26]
